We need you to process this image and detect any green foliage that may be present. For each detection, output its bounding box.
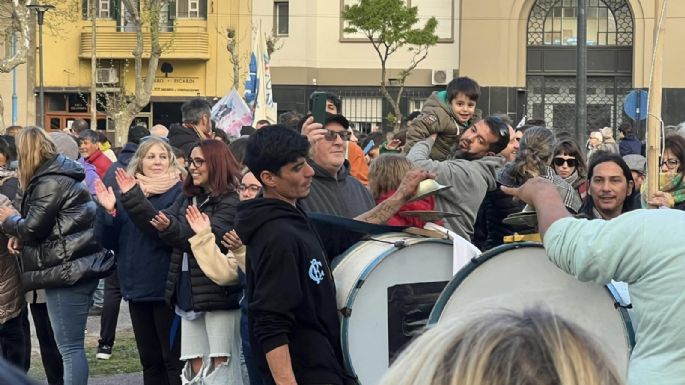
[29,335,143,380]
[386,112,397,125]
[342,0,438,61]
[343,0,438,129]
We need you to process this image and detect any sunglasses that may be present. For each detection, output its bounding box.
[553,157,578,168]
[185,157,206,169]
[323,129,351,142]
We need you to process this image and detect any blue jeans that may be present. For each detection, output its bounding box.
[46,279,98,385]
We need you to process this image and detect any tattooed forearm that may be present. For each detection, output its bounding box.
[355,194,405,224]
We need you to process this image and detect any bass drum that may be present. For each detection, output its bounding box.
[428,243,634,380]
[333,233,454,385]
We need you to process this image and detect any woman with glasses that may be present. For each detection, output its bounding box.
[115,139,243,385]
[552,139,588,199]
[238,172,262,201]
[94,137,185,385]
[646,134,685,210]
[184,169,263,385]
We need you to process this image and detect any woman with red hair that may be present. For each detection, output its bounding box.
[116,139,244,385]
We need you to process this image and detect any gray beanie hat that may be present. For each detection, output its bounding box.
[49,132,79,161]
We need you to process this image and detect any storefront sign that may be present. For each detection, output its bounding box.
[153,76,201,95]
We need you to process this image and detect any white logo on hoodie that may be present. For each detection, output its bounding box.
[308,259,325,285]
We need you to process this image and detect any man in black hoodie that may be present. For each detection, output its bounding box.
[236,125,430,385]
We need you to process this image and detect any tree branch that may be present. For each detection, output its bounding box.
[0,0,30,73]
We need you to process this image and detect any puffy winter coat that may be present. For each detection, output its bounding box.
[96,183,182,302]
[403,91,478,161]
[3,155,114,290]
[121,185,242,311]
[0,192,24,324]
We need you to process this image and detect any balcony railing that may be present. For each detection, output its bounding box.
[79,24,209,60]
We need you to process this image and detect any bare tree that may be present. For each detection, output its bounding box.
[226,28,244,91]
[107,0,167,146]
[0,0,31,130]
[0,0,30,73]
[226,27,282,93]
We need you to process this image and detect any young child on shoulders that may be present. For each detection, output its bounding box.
[403,76,481,161]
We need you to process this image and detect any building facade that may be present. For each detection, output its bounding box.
[0,0,251,135]
[252,0,462,131]
[255,0,685,136]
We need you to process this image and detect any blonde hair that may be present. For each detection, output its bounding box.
[380,308,623,385]
[368,154,412,199]
[126,137,183,177]
[17,126,58,188]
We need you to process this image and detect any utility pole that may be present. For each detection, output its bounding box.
[27,3,54,129]
[646,0,667,199]
[576,0,587,147]
[90,0,97,129]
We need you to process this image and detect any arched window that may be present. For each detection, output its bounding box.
[528,0,632,46]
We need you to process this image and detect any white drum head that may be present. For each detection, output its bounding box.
[334,235,454,385]
[429,243,633,379]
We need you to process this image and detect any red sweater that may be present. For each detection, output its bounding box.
[376,190,436,228]
[86,149,113,179]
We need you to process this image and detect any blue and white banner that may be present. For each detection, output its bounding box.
[244,21,277,125]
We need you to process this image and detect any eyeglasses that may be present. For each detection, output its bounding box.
[660,159,680,169]
[238,184,261,194]
[323,129,351,142]
[185,157,206,169]
[553,157,578,168]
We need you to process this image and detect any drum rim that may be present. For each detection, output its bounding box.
[426,242,635,349]
[336,235,453,379]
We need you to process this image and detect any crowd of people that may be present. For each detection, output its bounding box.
[0,75,684,385]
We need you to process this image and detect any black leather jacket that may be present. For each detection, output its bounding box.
[3,155,113,290]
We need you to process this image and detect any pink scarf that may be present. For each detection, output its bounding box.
[135,171,180,196]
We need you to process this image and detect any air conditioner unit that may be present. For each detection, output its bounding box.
[431,69,450,85]
[96,68,119,84]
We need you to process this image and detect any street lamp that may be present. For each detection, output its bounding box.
[27,3,54,129]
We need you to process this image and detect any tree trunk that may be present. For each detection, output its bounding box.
[112,109,135,145]
[111,0,165,146]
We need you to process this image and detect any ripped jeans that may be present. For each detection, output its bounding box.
[180,310,243,385]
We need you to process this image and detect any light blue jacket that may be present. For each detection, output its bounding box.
[544,209,685,385]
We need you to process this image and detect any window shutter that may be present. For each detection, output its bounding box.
[200,0,207,18]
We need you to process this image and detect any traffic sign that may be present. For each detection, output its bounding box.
[624,90,648,121]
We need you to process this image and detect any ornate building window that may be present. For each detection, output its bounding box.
[527,0,632,46]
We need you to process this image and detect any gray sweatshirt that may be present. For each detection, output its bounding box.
[407,138,504,240]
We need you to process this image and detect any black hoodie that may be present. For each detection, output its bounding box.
[235,198,348,385]
[168,123,201,156]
